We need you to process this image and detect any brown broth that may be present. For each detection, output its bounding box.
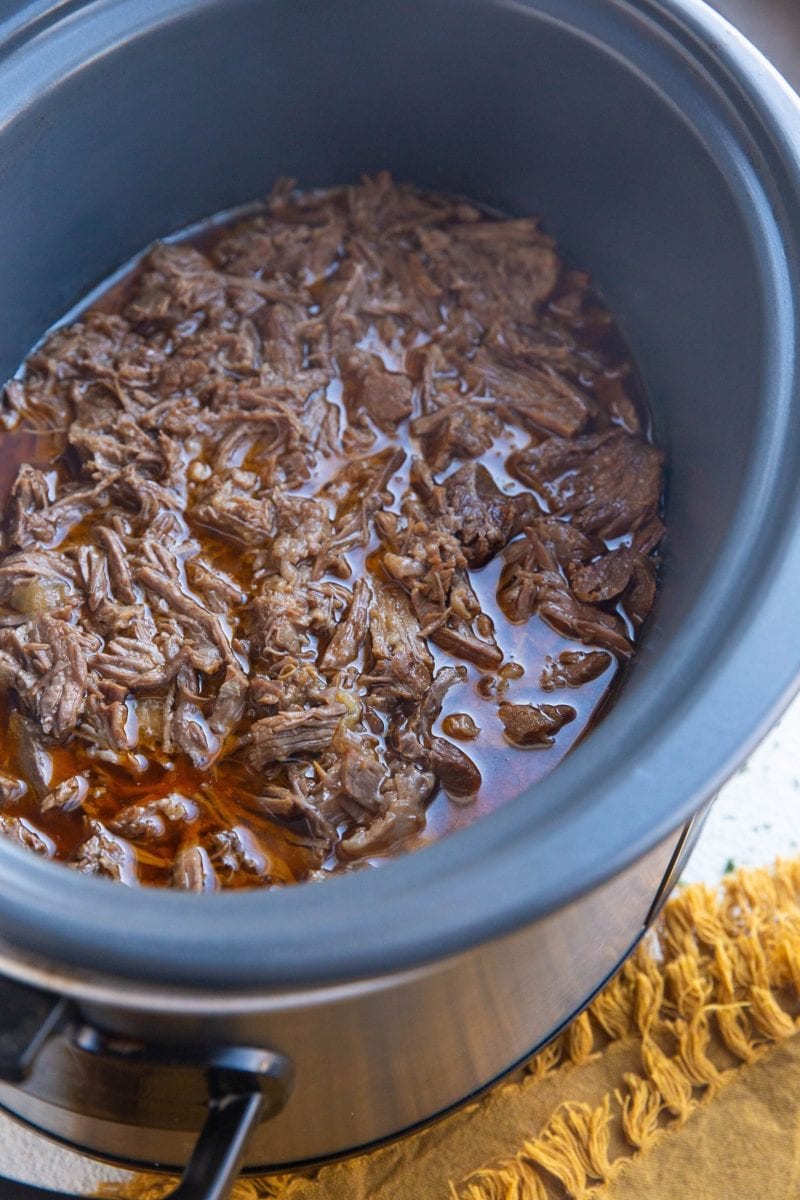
[0,190,656,885]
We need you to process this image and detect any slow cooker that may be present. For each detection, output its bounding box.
[0,0,798,1195]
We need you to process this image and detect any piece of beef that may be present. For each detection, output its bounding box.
[508,430,664,541]
[497,529,568,625]
[245,701,348,768]
[567,546,635,604]
[539,650,614,692]
[475,351,592,438]
[337,735,387,821]
[498,702,577,748]
[249,659,328,713]
[6,465,51,549]
[422,566,504,669]
[69,390,173,483]
[248,574,313,663]
[633,515,665,557]
[498,526,632,656]
[29,617,95,739]
[377,508,503,669]
[269,494,336,580]
[184,557,245,613]
[374,244,442,329]
[364,583,434,705]
[80,691,137,757]
[412,403,503,473]
[624,554,658,627]
[72,820,137,883]
[208,666,249,738]
[0,616,98,744]
[92,635,166,689]
[0,630,36,696]
[213,206,344,281]
[10,712,52,795]
[441,712,480,741]
[528,518,600,570]
[172,844,219,892]
[171,682,221,769]
[320,446,406,551]
[536,571,632,658]
[111,793,199,839]
[343,350,414,432]
[0,814,53,856]
[593,372,642,434]
[73,545,111,611]
[418,218,560,323]
[125,243,228,331]
[136,564,233,662]
[305,579,353,644]
[9,482,100,551]
[209,825,272,883]
[412,459,538,568]
[0,549,77,609]
[389,665,480,796]
[393,664,466,754]
[428,738,481,797]
[193,480,276,546]
[0,772,26,806]
[206,391,307,462]
[338,762,436,860]
[258,766,338,851]
[96,527,137,604]
[40,773,89,814]
[342,169,469,236]
[319,579,371,671]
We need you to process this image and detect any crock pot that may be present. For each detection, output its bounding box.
[0,0,798,1195]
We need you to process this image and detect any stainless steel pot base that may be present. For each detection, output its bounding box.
[0,817,703,1190]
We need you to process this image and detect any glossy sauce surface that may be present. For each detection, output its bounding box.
[0,180,658,887]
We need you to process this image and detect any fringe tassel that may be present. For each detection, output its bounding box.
[616,1074,661,1151]
[587,974,633,1042]
[98,859,800,1200]
[454,860,800,1199]
[567,1012,596,1067]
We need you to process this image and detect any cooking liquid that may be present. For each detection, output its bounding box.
[0,201,652,886]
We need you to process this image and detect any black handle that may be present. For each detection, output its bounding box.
[0,978,293,1200]
[0,978,71,1084]
[0,1092,267,1200]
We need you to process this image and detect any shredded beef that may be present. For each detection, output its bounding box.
[411,404,503,473]
[539,650,613,692]
[497,524,634,657]
[172,844,219,892]
[498,703,577,748]
[474,350,592,438]
[319,578,372,670]
[40,773,89,814]
[0,814,52,856]
[0,175,663,888]
[0,772,26,806]
[508,430,664,540]
[245,702,349,769]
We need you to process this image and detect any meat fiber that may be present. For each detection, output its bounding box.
[0,174,664,889]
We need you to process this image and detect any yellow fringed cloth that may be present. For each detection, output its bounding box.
[100,858,800,1200]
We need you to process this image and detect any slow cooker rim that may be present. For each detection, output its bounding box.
[0,0,797,994]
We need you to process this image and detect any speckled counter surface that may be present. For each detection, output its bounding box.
[0,0,797,1191]
[673,697,800,884]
